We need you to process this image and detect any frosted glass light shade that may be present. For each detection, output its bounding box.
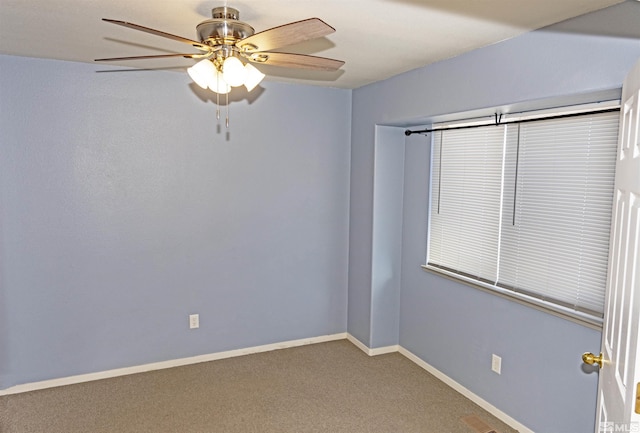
[222,57,248,87]
[187,59,217,89]
[243,63,265,92]
[209,70,231,94]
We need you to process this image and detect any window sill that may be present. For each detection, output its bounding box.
[421,265,603,331]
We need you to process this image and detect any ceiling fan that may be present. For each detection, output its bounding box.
[95,6,345,95]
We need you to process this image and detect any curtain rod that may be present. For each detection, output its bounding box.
[404,106,620,136]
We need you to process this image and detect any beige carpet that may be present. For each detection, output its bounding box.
[0,340,519,433]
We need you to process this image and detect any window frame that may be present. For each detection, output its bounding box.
[421,101,621,330]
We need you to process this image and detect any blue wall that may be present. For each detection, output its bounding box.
[349,3,640,433]
[0,179,6,388]
[370,126,404,348]
[0,55,351,389]
[2,2,640,432]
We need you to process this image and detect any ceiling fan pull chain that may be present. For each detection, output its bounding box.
[226,92,230,128]
[216,89,220,120]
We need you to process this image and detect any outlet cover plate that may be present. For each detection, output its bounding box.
[189,314,199,329]
[491,354,501,374]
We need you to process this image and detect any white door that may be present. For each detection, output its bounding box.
[595,58,640,433]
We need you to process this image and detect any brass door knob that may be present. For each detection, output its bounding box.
[582,352,604,368]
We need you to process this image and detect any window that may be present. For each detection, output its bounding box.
[426,108,619,326]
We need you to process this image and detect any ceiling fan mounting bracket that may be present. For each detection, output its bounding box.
[196,6,255,46]
[211,6,239,20]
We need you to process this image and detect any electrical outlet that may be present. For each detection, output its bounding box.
[491,354,502,374]
[189,314,199,329]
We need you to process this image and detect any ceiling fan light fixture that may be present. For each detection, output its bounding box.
[222,56,248,87]
[188,59,217,89]
[209,69,231,94]
[243,63,265,92]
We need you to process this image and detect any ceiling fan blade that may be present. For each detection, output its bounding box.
[238,18,335,53]
[102,19,211,52]
[95,53,204,62]
[248,52,344,71]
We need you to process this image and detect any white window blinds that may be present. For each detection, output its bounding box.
[429,126,507,283]
[426,110,619,322]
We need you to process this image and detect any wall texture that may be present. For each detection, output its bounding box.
[349,3,640,433]
[0,55,352,389]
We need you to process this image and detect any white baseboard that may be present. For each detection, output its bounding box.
[345,334,533,433]
[0,332,533,433]
[398,347,535,433]
[346,333,399,356]
[0,332,347,396]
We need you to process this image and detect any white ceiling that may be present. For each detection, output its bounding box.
[0,0,630,89]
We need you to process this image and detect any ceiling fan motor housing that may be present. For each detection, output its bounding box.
[196,7,255,46]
